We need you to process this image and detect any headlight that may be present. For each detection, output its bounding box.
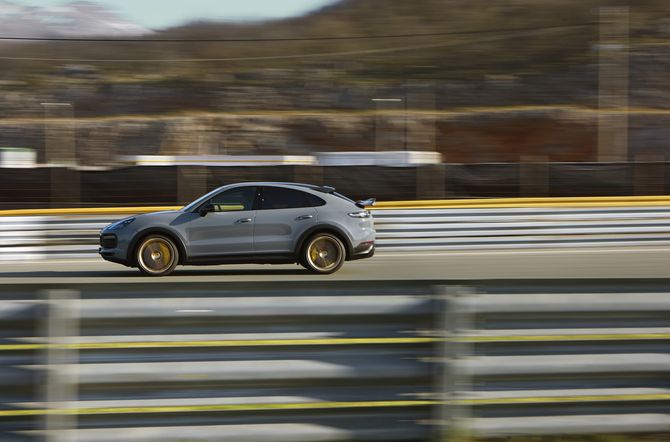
[107,217,136,231]
[348,211,371,218]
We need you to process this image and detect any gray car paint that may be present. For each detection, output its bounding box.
[99,182,375,266]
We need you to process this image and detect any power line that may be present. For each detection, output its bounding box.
[0,24,590,63]
[0,23,595,43]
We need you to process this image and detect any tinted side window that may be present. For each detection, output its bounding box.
[260,187,314,210]
[306,193,326,207]
[209,187,256,212]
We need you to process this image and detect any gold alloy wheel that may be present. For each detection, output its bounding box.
[306,234,344,272]
[137,236,176,275]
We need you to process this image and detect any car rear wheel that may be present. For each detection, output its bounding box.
[302,233,345,274]
[136,235,179,276]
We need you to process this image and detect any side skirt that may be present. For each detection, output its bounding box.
[184,253,297,266]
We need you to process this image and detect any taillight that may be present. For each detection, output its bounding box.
[348,211,371,218]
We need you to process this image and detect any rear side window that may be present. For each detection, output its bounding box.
[305,193,326,207]
[260,187,324,210]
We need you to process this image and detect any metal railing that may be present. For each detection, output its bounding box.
[4,204,670,260]
[0,280,669,440]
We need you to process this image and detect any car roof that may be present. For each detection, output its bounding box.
[221,182,333,193]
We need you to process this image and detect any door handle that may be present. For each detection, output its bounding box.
[295,214,314,221]
[235,218,252,224]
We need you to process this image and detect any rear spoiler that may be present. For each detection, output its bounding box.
[356,198,376,209]
[312,185,375,208]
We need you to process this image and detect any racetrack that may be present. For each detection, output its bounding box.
[0,246,668,284]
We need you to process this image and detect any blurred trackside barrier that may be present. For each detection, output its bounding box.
[0,279,670,441]
[0,162,668,210]
[5,196,670,260]
[4,195,670,216]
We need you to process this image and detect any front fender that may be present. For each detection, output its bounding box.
[126,227,189,265]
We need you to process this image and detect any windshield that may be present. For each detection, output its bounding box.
[180,186,227,212]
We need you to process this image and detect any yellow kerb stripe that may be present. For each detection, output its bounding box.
[3,195,670,216]
[2,394,670,417]
[1,333,669,351]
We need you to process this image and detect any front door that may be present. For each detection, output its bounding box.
[186,186,257,258]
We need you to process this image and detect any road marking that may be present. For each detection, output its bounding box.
[175,309,214,313]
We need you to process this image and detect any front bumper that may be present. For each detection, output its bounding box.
[98,233,131,266]
[99,248,131,266]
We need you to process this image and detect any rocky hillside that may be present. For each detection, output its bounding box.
[0,0,669,164]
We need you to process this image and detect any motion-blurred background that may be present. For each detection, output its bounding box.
[2,3,670,442]
[0,0,668,207]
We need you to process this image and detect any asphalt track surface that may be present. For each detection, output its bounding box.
[0,246,668,284]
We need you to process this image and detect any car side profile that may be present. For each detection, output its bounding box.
[99,182,375,276]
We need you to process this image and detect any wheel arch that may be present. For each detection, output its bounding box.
[127,228,188,265]
[294,224,354,261]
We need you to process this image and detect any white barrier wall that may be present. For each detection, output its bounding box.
[3,205,670,260]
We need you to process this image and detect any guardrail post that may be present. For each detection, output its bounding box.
[43,290,80,442]
[433,285,474,442]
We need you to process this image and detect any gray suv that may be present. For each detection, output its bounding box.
[99,183,375,276]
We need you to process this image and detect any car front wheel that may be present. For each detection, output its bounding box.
[302,233,345,274]
[136,235,179,276]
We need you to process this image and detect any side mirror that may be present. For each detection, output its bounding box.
[198,203,215,217]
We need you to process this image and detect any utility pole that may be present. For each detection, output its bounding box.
[372,97,405,151]
[42,102,79,207]
[597,7,630,162]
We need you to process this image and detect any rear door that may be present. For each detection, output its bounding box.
[253,186,318,254]
[186,186,258,257]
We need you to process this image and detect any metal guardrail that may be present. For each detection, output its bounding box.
[4,203,670,260]
[0,280,669,440]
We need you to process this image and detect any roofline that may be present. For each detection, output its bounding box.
[223,182,335,193]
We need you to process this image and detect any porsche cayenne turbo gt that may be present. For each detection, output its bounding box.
[99,182,376,276]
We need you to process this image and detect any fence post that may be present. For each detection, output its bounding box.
[433,285,474,442]
[50,168,81,208]
[43,289,80,442]
[416,164,446,200]
[633,154,665,195]
[519,155,549,197]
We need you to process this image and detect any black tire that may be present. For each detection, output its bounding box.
[135,234,179,276]
[301,233,345,274]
